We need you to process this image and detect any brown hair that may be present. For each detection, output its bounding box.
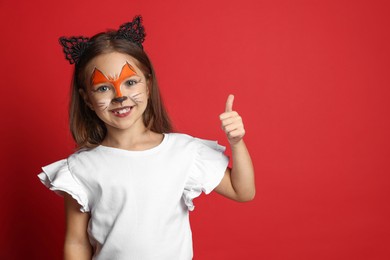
[69,31,172,149]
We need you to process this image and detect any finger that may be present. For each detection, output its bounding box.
[225,94,234,112]
[221,115,242,128]
[219,111,238,120]
[223,121,243,133]
[227,128,246,139]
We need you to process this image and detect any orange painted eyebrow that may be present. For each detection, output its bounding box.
[92,62,137,85]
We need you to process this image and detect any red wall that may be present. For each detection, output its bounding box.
[1,0,389,259]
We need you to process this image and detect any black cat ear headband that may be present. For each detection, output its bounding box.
[59,16,145,65]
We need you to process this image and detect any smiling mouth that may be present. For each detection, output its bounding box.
[110,106,133,115]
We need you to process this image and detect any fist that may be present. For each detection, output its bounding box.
[219,94,245,145]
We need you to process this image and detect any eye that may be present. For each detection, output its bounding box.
[96,85,110,92]
[124,79,138,87]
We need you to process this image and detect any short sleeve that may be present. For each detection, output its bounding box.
[38,159,90,212]
[183,138,229,211]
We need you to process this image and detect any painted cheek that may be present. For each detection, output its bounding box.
[102,99,112,108]
[94,98,112,111]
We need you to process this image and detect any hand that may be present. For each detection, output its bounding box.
[219,94,245,145]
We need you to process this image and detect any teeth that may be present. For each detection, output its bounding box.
[114,107,131,115]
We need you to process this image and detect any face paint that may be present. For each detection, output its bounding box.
[91,62,137,97]
[88,61,148,111]
[130,92,143,103]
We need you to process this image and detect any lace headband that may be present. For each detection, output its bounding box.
[59,16,145,65]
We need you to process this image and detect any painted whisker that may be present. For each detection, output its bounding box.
[129,92,144,104]
[97,102,109,110]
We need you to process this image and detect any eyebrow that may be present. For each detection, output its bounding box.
[91,62,137,86]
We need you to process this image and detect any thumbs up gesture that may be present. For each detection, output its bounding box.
[219,95,246,145]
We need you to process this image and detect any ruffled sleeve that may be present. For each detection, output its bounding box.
[183,138,229,211]
[38,159,90,213]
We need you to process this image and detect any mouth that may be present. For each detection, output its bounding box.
[110,106,133,117]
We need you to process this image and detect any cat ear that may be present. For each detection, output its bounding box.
[115,15,145,49]
[59,36,90,64]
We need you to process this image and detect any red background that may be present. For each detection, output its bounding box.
[1,0,389,259]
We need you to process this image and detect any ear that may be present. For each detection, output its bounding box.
[79,88,94,110]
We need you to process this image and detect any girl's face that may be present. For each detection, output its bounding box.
[82,52,149,132]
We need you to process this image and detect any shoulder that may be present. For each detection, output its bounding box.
[159,133,201,157]
[68,147,99,159]
[67,147,105,169]
[165,133,201,148]
[166,132,195,142]
[165,133,226,152]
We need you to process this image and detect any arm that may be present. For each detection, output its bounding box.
[214,95,255,202]
[64,194,93,260]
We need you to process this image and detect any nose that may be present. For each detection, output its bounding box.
[112,96,128,104]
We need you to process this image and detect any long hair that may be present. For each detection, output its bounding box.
[69,32,172,149]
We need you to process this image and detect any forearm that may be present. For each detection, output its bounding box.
[64,240,92,260]
[230,139,255,201]
[217,94,255,201]
[64,194,93,260]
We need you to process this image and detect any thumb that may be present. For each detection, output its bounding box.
[225,94,234,112]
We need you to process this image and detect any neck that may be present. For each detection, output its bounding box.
[102,122,148,148]
[102,124,163,151]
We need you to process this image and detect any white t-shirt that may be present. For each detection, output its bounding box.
[38,133,229,260]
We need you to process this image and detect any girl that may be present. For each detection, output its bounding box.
[38,16,255,260]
